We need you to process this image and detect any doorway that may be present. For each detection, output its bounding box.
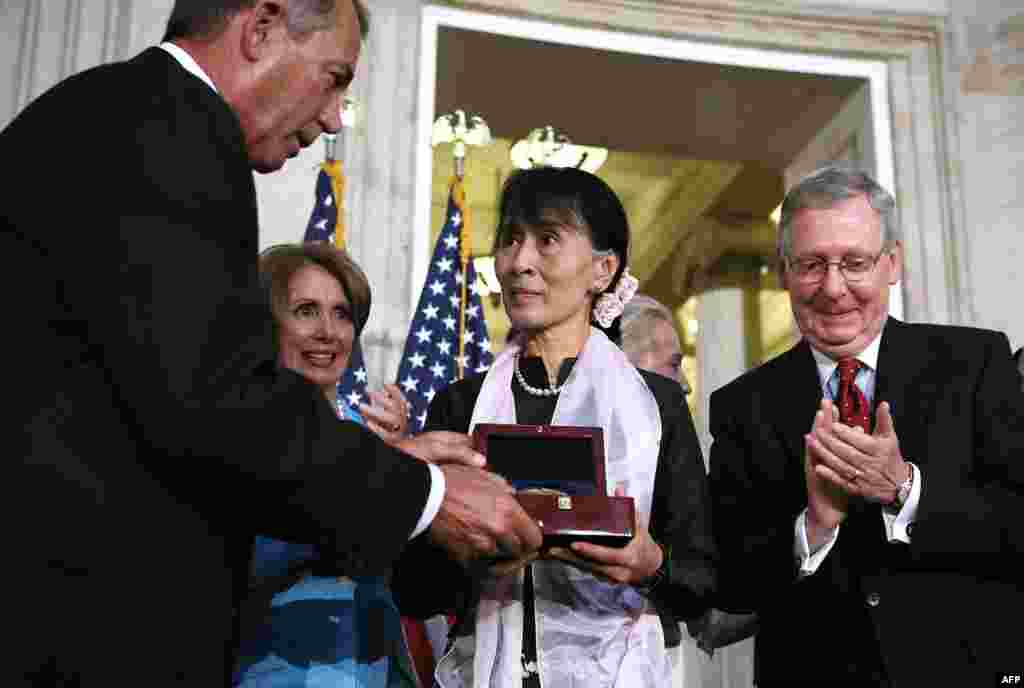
[412,4,899,326]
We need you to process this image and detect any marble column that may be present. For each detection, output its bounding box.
[694,270,751,462]
[337,0,422,386]
[690,258,759,688]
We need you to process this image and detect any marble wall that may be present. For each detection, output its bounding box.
[951,0,1024,351]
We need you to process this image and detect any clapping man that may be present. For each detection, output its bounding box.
[708,166,1024,687]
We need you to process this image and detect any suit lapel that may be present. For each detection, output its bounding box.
[874,318,913,440]
[775,339,825,466]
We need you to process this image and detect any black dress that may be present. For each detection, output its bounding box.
[393,357,715,683]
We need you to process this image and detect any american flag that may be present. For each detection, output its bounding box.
[395,184,494,433]
[304,162,370,410]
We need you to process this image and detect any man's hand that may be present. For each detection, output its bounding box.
[804,399,851,547]
[394,431,486,468]
[810,401,909,506]
[428,464,543,565]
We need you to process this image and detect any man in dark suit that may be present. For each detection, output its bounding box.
[708,166,1024,687]
[2,1,540,684]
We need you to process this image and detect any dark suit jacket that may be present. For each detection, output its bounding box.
[393,366,715,647]
[709,318,1024,687]
[2,48,430,685]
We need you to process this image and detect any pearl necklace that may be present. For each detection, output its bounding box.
[513,354,567,397]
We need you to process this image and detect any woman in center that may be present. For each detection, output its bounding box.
[398,166,714,687]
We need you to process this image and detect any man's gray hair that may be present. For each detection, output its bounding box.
[777,165,898,260]
[620,295,675,358]
[163,0,369,42]
[621,295,691,394]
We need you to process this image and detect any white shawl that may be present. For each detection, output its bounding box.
[436,328,670,688]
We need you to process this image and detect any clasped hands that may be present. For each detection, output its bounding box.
[390,429,544,568]
[354,386,539,564]
[359,386,542,568]
[804,398,910,543]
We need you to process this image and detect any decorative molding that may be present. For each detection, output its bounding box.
[447,0,943,55]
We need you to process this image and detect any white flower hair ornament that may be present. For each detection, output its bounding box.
[592,269,639,328]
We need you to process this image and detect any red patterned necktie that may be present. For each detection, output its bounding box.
[836,357,871,432]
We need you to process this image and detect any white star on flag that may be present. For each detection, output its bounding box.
[346,390,362,406]
[393,184,494,433]
[353,368,367,383]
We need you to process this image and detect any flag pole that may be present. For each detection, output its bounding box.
[322,97,358,250]
[430,109,491,381]
[321,135,347,250]
[452,159,469,380]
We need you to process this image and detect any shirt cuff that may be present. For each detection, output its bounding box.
[410,462,445,540]
[794,509,840,578]
[882,462,920,543]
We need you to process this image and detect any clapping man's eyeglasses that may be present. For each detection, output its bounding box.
[785,249,889,285]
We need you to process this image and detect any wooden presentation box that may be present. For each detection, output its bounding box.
[472,423,635,548]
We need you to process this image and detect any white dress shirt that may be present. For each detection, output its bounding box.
[158,41,445,540]
[795,330,923,576]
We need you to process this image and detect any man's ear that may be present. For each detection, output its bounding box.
[240,0,287,62]
[886,241,903,285]
[778,258,789,290]
[593,252,620,293]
